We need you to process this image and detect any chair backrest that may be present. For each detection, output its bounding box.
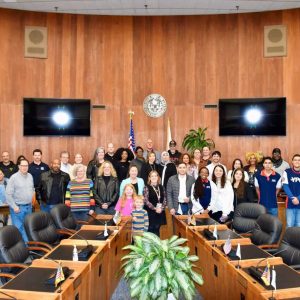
[250,214,282,246]
[24,211,58,245]
[232,203,267,233]
[278,227,300,266]
[0,225,29,263]
[50,204,77,230]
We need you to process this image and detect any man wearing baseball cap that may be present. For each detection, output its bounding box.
[168,140,181,166]
[271,148,290,176]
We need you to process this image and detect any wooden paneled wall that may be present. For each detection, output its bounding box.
[0,8,299,166]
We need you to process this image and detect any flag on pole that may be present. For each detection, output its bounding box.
[128,111,136,155]
[271,266,276,290]
[223,236,232,255]
[55,263,65,287]
[190,214,196,226]
[236,243,241,259]
[166,118,172,150]
[261,261,271,286]
[213,223,218,239]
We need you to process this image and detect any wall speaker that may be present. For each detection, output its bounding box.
[24,26,47,58]
[264,25,287,57]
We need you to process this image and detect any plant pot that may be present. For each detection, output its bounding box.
[167,293,176,300]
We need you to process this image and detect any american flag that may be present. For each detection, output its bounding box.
[223,236,232,255]
[128,116,136,155]
[261,261,271,286]
[55,264,65,287]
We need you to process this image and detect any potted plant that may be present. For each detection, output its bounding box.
[122,232,203,300]
[182,127,215,152]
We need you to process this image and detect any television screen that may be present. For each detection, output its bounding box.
[219,97,286,136]
[23,98,91,136]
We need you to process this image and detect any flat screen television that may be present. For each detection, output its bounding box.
[219,97,286,136]
[23,98,91,136]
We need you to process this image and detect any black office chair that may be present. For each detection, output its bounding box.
[276,227,300,269]
[250,214,282,246]
[232,203,267,233]
[50,204,78,232]
[24,211,71,249]
[0,225,49,283]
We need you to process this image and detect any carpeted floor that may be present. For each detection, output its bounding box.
[111,277,203,300]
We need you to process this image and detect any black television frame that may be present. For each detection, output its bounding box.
[23,98,91,137]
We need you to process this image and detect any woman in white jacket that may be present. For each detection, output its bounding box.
[207,165,234,223]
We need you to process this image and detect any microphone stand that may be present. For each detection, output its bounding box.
[30,251,68,293]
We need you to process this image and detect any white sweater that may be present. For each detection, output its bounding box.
[207,180,234,216]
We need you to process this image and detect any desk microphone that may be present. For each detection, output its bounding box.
[248,248,287,283]
[0,290,17,300]
[87,213,115,226]
[29,250,71,288]
[203,224,219,240]
[62,227,94,261]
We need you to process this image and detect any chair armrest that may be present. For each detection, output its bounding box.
[27,241,53,250]
[0,263,27,269]
[258,244,280,250]
[56,229,74,236]
[0,273,15,279]
[28,246,50,254]
[77,220,89,225]
[241,233,253,237]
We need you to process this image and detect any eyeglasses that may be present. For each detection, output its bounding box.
[20,165,29,167]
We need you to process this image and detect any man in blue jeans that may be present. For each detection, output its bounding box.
[5,159,34,242]
[255,157,281,216]
[282,154,300,227]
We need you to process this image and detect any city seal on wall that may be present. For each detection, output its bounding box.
[143,94,167,118]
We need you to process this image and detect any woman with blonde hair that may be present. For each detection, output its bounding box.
[244,151,263,202]
[93,161,119,214]
[65,164,95,221]
[70,153,87,180]
[115,183,138,216]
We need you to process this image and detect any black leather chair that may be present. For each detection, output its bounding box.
[0,225,48,283]
[232,203,267,233]
[276,227,300,268]
[24,211,70,249]
[250,214,282,246]
[50,204,78,231]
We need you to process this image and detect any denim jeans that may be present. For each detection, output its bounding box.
[40,203,56,213]
[175,203,189,215]
[286,208,300,227]
[266,207,278,216]
[10,204,32,243]
[95,206,115,215]
[72,211,89,222]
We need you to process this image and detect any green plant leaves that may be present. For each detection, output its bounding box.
[121,232,203,299]
[182,126,215,152]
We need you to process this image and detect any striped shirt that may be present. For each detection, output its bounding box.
[132,209,149,235]
[65,179,95,212]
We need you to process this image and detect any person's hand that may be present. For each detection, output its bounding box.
[170,208,176,215]
[89,209,94,215]
[292,197,300,205]
[220,215,228,223]
[132,217,137,222]
[102,203,109,209]
[14,206,20,213]
[155,207,162,214]
[184,197,190,203]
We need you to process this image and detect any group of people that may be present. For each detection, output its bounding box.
[0,139,299,242]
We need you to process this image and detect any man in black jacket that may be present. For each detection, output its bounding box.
[36,159,70,213]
